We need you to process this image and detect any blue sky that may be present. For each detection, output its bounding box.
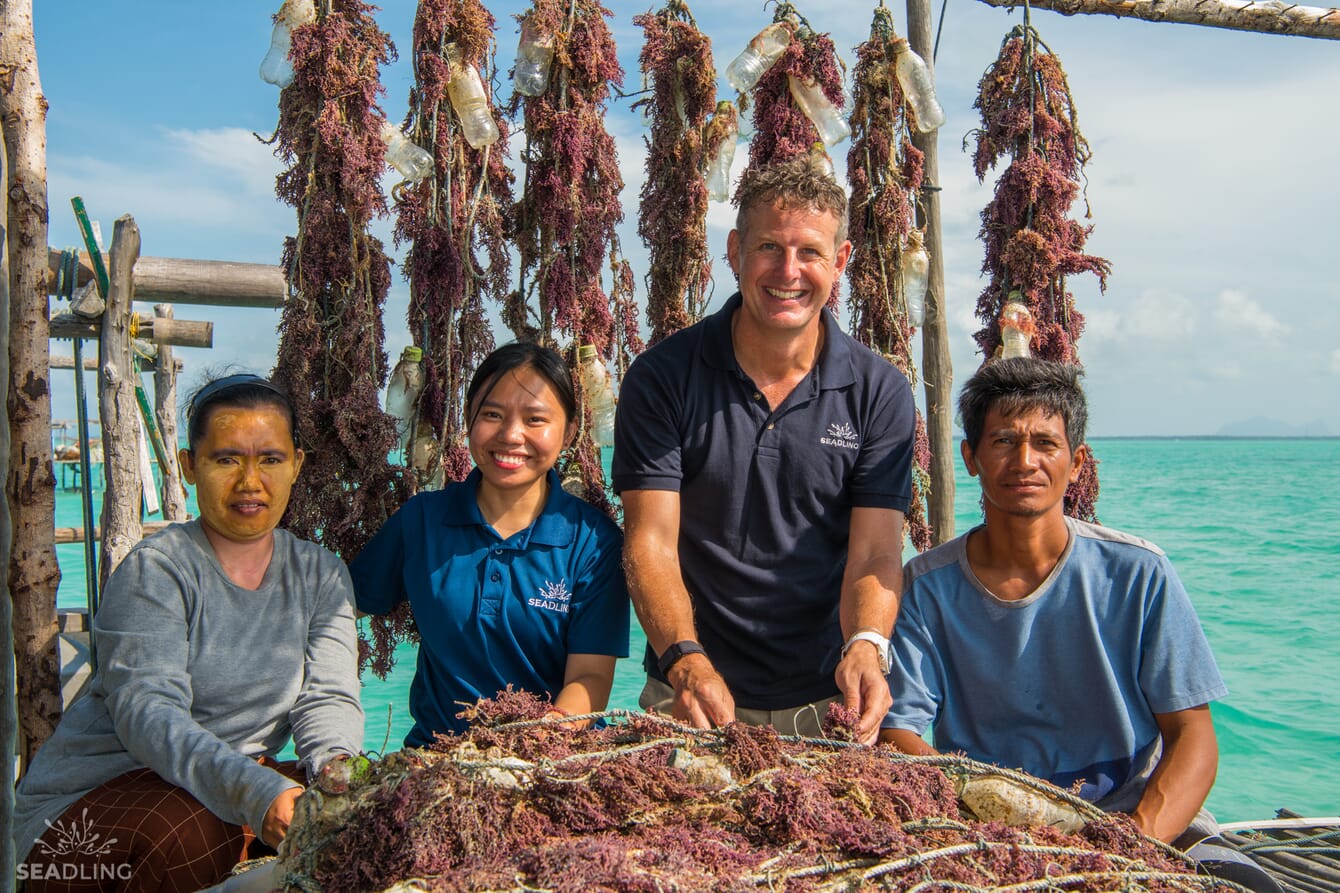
[33,0,1340,436]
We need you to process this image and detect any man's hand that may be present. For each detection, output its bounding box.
[835,639,893,745]
[261,785,303,848]
[668,652,736,729]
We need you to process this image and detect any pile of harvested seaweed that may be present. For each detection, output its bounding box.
[275,692,1240,892]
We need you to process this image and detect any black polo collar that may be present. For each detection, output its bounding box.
[700,292,857,391]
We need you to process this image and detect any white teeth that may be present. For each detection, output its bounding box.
[765,287,806,300]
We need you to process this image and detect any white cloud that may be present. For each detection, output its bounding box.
[1329,350,1340,376]
[1212,289,1288,340]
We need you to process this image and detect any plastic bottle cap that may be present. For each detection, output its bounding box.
[577,344,597,361]
[403,346,423,362]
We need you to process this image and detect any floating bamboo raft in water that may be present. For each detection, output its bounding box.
[1220,811,1340,893]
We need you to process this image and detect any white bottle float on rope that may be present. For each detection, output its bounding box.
[385,345,426,453]
[513,17,556,97]
[379,123,435,184]
[577,345,617,448]
[259,0,316,89]
[446,44,501,149]
[788,75,851,147]
[891,38,946,133]
[704,102,739,202]
[807,142,835,181]
[725,21,795,94]
[901,229,930,327]
[1000,298,1035,359]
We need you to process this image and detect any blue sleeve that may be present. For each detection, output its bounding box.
[1138,556,1229,714]
[349,500,412,615]
[611,350,684,494]
[882,583,941,734]
[565,520,631,657]
[850,367,916,512]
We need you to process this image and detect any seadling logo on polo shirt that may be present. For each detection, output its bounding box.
[529,579,572,614]
[821,421,860,451]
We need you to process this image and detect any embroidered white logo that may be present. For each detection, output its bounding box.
[820,421,860,450]
[528,579,572,614]
[37,809,117,857]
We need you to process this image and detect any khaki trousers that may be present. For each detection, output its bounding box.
[639,677,839,737]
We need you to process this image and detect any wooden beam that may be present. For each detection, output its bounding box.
[977,0,1340,40]
[0,44,17,875]
[47,249,286,308]
[3,0,64,778]
[153,305,188,522]
[55,520,175,545]
[50,353,182,372]
[908,0,958,546]
[97,215,144,587]
[49,312,213,348]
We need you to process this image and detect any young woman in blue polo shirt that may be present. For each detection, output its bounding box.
[351,343,630,745]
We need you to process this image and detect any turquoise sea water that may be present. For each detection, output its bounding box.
[53,438,1339,822]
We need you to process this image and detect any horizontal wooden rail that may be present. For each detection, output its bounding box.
[55,520,176,545]
[48,249,285,308]
[49,313,213,348]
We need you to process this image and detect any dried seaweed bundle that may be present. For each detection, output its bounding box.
[971,24,1110,520]
[275,692,1236,892]
[845,7,932,553]
[634,0,716,344]
[509,0,642,517]
[271,0,405,561]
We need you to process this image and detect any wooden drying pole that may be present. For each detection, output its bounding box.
[908,0,957,546]
[154,304,188,522]
[98,217,144,588]
[3,0,63,780]
[1,89,19,889]
[977,0,1340,39]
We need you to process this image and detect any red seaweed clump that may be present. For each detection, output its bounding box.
[971,25,1109,520]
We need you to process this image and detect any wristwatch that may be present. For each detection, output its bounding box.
[841,629,891,674]
[657,640,707,676]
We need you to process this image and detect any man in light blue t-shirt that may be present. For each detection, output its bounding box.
[881,357,1279,893]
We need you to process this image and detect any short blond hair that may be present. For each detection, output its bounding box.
[733,155,849,245]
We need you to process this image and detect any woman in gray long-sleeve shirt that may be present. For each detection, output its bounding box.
[13,374,364,891]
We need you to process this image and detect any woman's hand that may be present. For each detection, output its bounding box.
[261,786,303,847]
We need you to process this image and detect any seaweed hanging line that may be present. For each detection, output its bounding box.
[508,0,642,518]
[845,5,933,553]
[634,0,716,345]
[970,19,1110,521]
[271,0,406,564]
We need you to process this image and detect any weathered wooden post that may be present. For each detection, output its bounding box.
[154,304,188,521]
[2,0,63,773]
[97,216,144,589]
[907,0,956,545]
[2,96,20,889]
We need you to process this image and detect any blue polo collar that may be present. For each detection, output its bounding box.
[441,468,576,547]
[701,292,857,390]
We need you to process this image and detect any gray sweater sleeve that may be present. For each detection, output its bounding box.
[96,546,304,834]
[288,557,364,776]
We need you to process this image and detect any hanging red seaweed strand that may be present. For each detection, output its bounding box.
[395,0,514,494]
[739,5,845,305]
[509,0,640,516]
[971,23,1110,520]
[271,0,405,574]
[633,0,716,345]
[845,6,932,552]
[354,0,518,679]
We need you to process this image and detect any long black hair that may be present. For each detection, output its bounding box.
[464,342,577,429]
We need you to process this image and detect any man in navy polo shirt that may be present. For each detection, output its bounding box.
[612,155,916,745]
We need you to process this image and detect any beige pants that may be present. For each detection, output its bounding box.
[639,677,839,737]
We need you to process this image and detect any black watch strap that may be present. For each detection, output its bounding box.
[657,640,706,677]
